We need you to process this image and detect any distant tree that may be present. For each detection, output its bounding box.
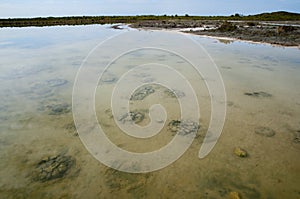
[185,14,189,17]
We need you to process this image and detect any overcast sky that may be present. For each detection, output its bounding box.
[0,0,299,18]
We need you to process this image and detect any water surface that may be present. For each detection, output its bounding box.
[0,25,299,199]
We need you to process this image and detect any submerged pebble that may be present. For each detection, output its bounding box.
[228,191,241,199]
[234,147,248,157]
[255,126,276,137]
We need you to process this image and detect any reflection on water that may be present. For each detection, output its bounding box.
[218,39,234,44]
[0,25,299,199]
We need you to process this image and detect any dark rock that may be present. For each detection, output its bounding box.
[234,147,248,157]
[255,126,276,137]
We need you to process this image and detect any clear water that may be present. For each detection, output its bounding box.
[0,25,299,198]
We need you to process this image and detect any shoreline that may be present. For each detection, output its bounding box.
[130,20,300,48]
[0,14,299,48]
[167,28,300,48]
[132,26,300,48]
[182,30,300,48]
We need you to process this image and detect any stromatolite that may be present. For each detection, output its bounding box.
[33,154,75,182]
[168,120,200,136]
[244,91,272,98]
[46,103,71,115]
[118,110,145,124]
[130,85,155,101]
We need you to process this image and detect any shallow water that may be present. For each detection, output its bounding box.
[0,25,299,199]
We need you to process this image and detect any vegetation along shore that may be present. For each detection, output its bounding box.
[1,11,299,47]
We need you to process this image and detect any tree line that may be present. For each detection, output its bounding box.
[0,11,299,28]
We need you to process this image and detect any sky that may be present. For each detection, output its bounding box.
[0,0,299,18]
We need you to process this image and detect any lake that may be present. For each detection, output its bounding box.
[0,24,299,198]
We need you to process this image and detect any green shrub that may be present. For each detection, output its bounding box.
[246,21,257,26]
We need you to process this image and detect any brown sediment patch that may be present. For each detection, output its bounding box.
[47,103,71,115]
[293,130,300,143]
[64,121,78,137]
[255,126,276,137]
[244,91,272,98]
[104,168,153,196]
[198,170,261,199]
